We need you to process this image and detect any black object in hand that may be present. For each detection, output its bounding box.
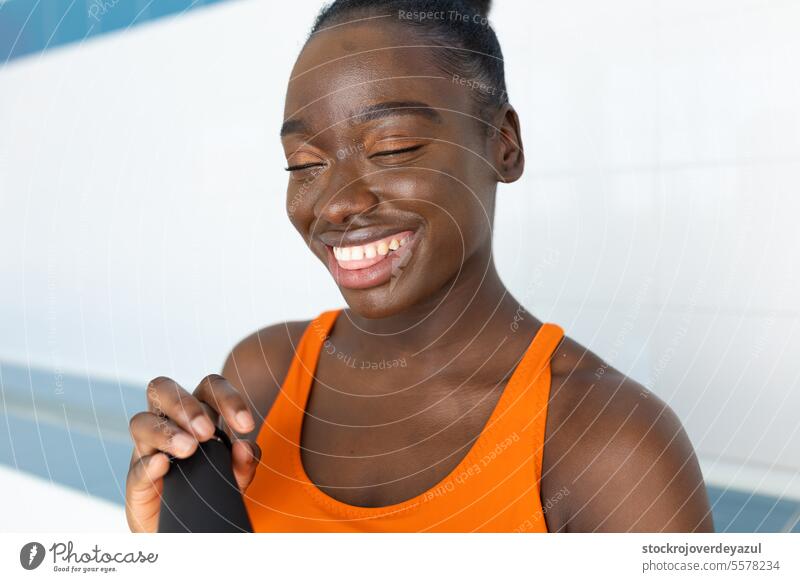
[157,426,253,532]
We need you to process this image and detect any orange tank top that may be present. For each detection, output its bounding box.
[243,308,565,532]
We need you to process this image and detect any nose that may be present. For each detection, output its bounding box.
[313,166,380,225]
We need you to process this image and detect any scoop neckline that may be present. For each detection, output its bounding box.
[291,309,557,519]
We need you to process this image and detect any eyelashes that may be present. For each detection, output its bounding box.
[285,162,325,172]
[371,144,423,158]
[284,145,424,172]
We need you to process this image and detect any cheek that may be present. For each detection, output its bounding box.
[285,178,319,234]
[374,170,490,262]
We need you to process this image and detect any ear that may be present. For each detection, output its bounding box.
[489,103,524,184]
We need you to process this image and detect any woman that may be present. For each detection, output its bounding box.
[126,0,714,532]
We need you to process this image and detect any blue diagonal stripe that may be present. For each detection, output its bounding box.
[0,0,234,64]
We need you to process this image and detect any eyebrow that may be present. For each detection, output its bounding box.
[279,118,309,137]
[349,100,443,125]
[280,100,442,137]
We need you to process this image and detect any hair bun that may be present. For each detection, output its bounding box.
[466,0,492,18]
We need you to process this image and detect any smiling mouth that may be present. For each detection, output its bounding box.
[322,229,420,291]
[330,230,415,270]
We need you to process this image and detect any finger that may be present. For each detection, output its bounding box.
[198,402,220,428]
[129,411,201,463]
[193,374,255,435]
[146,376,217,441]
[126,452,171,501]
[231,440,260,491]
[231,440,261,491]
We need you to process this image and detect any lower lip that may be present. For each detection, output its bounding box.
[325,230,420,290]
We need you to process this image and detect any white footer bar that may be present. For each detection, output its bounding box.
[2,533,798,581]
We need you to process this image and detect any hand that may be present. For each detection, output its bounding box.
[125,374,261,533]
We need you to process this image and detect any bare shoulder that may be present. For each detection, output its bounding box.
[541,334,714,532]
[220,319,312,441]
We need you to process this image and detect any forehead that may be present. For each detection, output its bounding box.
[284,21,476,131]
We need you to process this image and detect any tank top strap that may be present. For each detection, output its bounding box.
[265,309,340,425]
[299,308,342,360]
[514,322,565,484]
[485,322,564,428]
[523,322,565,376]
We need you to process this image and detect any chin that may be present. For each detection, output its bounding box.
[340,283,417,320]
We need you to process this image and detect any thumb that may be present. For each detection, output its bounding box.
[231,439,261,491]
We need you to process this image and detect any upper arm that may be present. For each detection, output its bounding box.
[218,319,310,443]
[545,370,714,532]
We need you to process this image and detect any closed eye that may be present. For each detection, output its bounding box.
[285,162,326,171]
[370,145,424,158]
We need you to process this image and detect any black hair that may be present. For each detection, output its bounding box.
[307,0,508,124]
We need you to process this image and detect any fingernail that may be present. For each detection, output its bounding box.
[236,411,254,431]
[172,432,196,455]
[191,416,214,438]
[148,453,168,468]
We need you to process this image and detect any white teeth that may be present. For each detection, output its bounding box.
[332,232,413,261]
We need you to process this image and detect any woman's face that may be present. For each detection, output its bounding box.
[281,21,518,319]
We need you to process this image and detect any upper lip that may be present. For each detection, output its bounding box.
[316,226,417,248]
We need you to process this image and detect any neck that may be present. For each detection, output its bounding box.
[342,250,538,361]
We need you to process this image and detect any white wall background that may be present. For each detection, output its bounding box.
[0,466,127,532]
[1,0,798,495]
